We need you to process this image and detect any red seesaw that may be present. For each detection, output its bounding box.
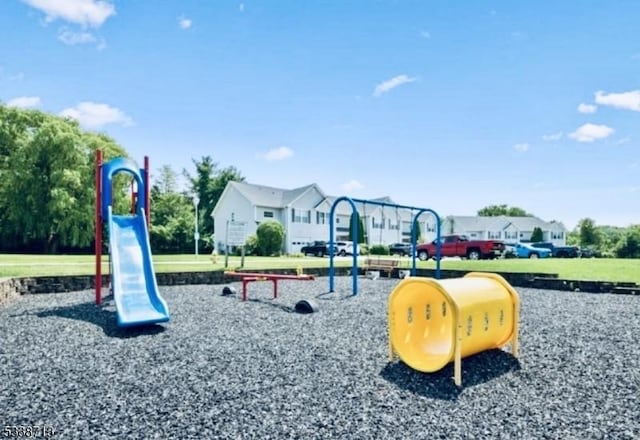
[223,271,315,301]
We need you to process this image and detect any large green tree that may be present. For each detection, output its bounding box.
[577,218,600,247]
[615,226,640,258]
[149,165,194,253]
[0,104,127,252]
[478,204,531,216]
[184,156,245,248]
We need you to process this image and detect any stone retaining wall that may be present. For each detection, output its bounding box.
[0,267,637,308]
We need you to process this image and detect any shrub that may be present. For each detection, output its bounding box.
[244,234,259,256]
[370,244,389,255]
[357,244,370,255]
[256,221,285,256]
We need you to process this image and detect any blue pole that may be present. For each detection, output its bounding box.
[329,196,358,294]
[411,209,441,279]
[330,196,442,293]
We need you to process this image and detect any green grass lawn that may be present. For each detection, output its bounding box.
[0,254,638,283]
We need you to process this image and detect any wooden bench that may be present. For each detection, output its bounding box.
[363,257,400,278]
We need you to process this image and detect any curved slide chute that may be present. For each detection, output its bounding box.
[388,272,519,386]
[108,206,169,327]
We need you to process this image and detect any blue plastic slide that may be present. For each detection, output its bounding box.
[107,206,170,327]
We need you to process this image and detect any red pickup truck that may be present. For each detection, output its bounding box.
[416,235,505,260]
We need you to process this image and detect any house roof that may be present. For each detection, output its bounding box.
[444,216,508,232]
[228,181,322,208]
[445,215,567,232]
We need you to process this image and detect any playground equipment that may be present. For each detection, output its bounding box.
[95,150,170,327]
[388,272,520,386]
[223,271,315,301]
[328,196,442,295]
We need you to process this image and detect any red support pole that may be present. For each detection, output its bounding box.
[144,156,150,229]
[95,149,103,305]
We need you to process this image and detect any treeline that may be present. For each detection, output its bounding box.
[0,104,243,254]
[567,219,640,258]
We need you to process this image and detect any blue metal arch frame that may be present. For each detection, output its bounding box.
[328,197,441,295]
[101,157,146,219]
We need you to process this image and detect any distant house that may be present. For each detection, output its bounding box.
[211,181,439,254]
[440,215,568,246]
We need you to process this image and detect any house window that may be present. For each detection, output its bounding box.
[504,231,518,240]
[487,231,501,239]
[264,211,274,218]
[388,219,399,230]
[316,212,326,225]
[291,209,309,223]
[426,223,435,232]
[371,217,385,229]
[551,231,564,240]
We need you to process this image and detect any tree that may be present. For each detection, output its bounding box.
[256,221,285,256]
[413,219,423,242]
[577,218,600,247]
[615,226,640,258]
[0,105,127,252]
[149,165,194,253]
[184,156,245,248]
[530,227,544,243]
[348,212,365,243]
[478,204,531,217]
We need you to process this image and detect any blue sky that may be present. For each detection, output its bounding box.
[1,1,639,229]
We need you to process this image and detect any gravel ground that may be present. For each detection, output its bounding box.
[1,277,639,440]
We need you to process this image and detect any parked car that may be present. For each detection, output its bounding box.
[388,242,413,256]
[416,235,505,261]
[503,244,518,259]
[530,242,580,258]
[334,241,354,256]
[579,247,601,258]
[512,242,552,259]
[300,241,334,257]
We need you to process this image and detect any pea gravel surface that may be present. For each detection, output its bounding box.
[1,277,638,439]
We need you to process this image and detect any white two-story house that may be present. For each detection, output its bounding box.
[211,181,439,254]
[440,215,568,246]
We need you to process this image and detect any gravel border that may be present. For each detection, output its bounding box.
[1,277,638,439]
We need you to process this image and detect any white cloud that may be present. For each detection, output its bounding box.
[59,102,133,128]
[617,137,631,145]
[58,28,96,45]
[341,179,364,192]
[9,73,25,81]
[178,16,192,29]
[419,30,431,39]
[577,103,597,114]
[568,123,614,143]
[7,96,42,108]
[594,90,640,112]
[239,3,245,12]
[22,0,115,27]
[373,74,416,97]
[259,146,294,161]
[542,132,563,141]
[513,143,529,153]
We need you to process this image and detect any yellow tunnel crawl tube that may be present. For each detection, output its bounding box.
[388,272,520,386]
